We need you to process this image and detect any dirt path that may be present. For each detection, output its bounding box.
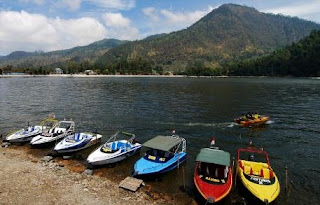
[0,147,162,205]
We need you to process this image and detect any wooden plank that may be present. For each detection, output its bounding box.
[119,176,144,192]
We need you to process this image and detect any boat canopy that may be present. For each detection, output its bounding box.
[196,148,230,166]
[40,118,58,126]
[143,135,182,152]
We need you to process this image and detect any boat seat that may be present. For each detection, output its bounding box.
[243,165,252,175]
[111,142,117,150]
[261,168,272,179]
[116,142,131,152]
[164,152,170,158]
[74,133,81,141]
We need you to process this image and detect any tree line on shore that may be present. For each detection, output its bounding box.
[1,30,320,77]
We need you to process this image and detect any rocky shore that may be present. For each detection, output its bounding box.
[0,146,191,205]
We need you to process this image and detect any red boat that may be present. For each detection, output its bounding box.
[194,146,233,203]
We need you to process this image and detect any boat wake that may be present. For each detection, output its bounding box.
[227,122,238,128]
[154,121,232,128]
[265,120,274,125]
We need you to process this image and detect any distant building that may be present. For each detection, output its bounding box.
[55,68,63,74]
[85,70,94,75]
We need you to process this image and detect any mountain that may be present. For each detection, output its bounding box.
[0,39,127,69]
[226,30,320,76]
[96,4,320,74]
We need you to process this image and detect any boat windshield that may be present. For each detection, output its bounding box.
[197,162,229,184]
[144,149,174,163]
[43,121,55,128]
[239,150,268,163]
[59,122,72,129]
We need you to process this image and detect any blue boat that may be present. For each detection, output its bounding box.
[133,135,187,176]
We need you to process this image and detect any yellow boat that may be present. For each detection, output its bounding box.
[237,148,280,203]
[234,115,270,127]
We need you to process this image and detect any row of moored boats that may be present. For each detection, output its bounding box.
[4,115,279,204]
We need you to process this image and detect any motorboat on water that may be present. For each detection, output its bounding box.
[194,140,233,203]
[234,113,270,127]
[133,135,187,177]
[87,131,141,166]
[5,118,58,143]
[30,120,75,146]
[237,147,280,203]
[53,132,102,154]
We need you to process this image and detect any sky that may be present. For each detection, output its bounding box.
[0,0,320,55]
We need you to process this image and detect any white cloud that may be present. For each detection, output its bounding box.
[160,7,214,25]
[61,0,81,11]
[85,0,135,10]
[0,10,107,55]
[141,6,215,35]
[142,7,159,21]
[263,1,320,22]
[103,12,130,27]
[102,12,140,40]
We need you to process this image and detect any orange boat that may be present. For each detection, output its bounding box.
[234,114,270,127]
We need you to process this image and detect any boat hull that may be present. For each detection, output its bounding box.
[235,116,270,127]
[6,126,43,143]
[6,133,38,143]
[54,142,97,154]
[133,152,186,177]
[54,133,102,154]
[237,161,280,203]
[194,165,232,203]
[30,132,71,147]
[87,143,141,166]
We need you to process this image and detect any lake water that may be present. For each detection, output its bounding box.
[0,76,319,204]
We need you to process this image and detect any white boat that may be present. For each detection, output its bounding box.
[30,120,75,146]
[53,132,102,154]
[5,118,58,143]
[87,131,141,166]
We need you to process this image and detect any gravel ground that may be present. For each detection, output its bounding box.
[0,147,170,205]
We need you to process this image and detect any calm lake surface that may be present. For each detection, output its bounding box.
[0,76,319,204]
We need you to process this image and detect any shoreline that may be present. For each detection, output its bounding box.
[1,74,319,79]
[0,145,188,205]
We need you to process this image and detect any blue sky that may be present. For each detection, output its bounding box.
[0,0,320,55]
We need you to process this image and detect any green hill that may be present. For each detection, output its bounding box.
[226,30,320,76]
[0,39,127,71]
[96,4,320,74]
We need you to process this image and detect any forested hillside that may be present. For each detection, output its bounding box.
[225,30,320,76]
[95,4,320,74]
[0,39,126,73]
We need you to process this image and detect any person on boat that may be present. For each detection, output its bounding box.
[210,137,219,149]
[246,112,253,120]
[240,114,247,121]
[249,140,255,148]
[248,153,255,161]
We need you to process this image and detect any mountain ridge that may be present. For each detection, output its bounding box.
[0,38,127,69]
[96,4,320,73]
[1,4,320,75]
